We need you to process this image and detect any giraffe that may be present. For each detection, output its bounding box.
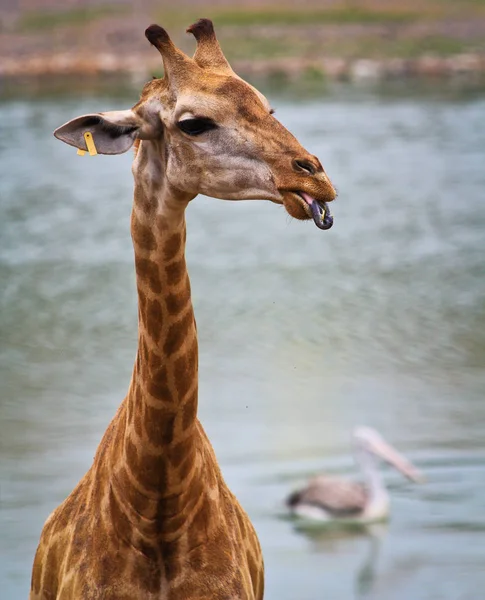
[30,19,336,600]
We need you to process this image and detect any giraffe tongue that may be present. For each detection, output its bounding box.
[300,192,334,230]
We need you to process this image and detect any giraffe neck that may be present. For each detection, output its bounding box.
[108,139,217,537]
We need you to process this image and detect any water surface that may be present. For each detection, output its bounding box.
[1,85,485,599]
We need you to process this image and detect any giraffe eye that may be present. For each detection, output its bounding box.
[177,118,217,136]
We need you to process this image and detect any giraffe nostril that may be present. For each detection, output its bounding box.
[293,159,316,175]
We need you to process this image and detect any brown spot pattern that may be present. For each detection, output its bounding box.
[134,187,152,214]
[173,343,197,401]
[124,436,139,473]
[144,404,176,447]
[169,437,194,469]
[165,286,190,316]
[132,410,143,439]
[117,471,151,517]
[163,310,194,356]
[146,365,172,401]
[165,257,186,286]
[138,451,170,493]
[146,298,163,344]
[132,219,157,252]
[178,451,196,482]
[135,257,162,294]
[163,232,182,261]
[139,336,149,364]
[191,493,212,534]
[158,510,188,538]
[155,213,172,234]
[147,347,164,374]
[181,390,198,431]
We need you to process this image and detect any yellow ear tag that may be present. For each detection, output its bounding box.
[77,131,97,156]
[84,131,98,156]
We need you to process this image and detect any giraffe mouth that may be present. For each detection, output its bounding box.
[297,192,334,230]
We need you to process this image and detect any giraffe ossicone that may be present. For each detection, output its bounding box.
[31,18,336,600]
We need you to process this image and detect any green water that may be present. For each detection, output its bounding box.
[1,85,485,599]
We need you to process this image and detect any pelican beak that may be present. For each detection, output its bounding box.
[372,439,425,484]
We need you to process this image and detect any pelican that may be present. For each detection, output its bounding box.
[286,427,424,523]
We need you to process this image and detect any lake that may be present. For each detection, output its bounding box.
[1,82,485,599]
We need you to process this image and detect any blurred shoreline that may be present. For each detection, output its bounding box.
[1,1,485,90]
[3,53,485,86]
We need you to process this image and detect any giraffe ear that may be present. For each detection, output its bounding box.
[54,110,143,155]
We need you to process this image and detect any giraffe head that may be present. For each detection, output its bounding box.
[54,19,336,228]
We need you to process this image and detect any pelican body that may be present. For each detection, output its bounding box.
[287,427,423,523]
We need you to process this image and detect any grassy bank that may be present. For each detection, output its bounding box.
[1,1,485,85]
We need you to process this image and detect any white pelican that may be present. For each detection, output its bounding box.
[286,427,424,523]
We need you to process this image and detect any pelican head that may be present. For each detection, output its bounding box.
[352,426,424,484]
